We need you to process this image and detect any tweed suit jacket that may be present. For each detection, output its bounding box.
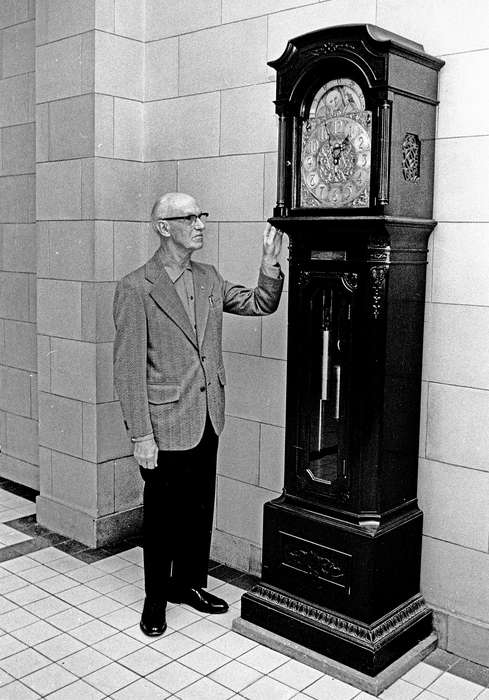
[113,248,283,451]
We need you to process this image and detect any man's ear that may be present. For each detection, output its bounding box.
[155,219,170,237]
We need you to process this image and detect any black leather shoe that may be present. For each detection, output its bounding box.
[140,598,167,636]
[168,586,229,614]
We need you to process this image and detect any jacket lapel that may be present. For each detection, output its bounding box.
[146,252,198,348]
[192,262,212,347]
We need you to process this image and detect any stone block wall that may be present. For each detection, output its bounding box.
[414,0,489,664]
[0,0,37,488]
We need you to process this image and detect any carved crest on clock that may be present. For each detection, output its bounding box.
[304,40,358,58]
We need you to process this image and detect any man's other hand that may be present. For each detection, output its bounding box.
[134,436,158,469]
[262,222,284,266]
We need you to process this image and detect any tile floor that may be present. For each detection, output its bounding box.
[0,478,488,699]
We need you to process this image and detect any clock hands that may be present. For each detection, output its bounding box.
[330,135,351,166]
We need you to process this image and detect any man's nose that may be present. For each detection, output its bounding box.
[195,217,205,229]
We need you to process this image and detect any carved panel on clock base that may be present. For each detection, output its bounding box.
[256,498,427,626]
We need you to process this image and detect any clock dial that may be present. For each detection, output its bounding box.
[301,79,371,208]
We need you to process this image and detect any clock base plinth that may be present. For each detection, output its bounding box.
[238,498,434,676]
[238,585,433,680]
[233,615,437,696]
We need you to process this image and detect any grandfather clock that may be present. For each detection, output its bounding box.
[236,25,444,682]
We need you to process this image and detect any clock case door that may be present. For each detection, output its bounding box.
[288,265,358,505]
[291,270,358,500]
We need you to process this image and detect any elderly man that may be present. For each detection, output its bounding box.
[113,192,283,636]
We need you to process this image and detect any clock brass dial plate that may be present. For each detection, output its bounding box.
[300,79,372,208]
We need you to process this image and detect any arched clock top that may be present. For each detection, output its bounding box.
[269,24,443,111]
[269,23,437,76]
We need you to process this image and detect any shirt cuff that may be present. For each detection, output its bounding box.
[131,432,154,443]
[260,261,281,279]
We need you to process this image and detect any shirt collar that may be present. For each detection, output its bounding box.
[156,247,192,283]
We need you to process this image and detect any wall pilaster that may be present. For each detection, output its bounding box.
[35,0,146,546]
[0,0,37,488]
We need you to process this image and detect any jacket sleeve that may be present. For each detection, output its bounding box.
[216,265,284,316]
[113,277,153,439]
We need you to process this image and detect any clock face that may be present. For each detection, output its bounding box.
[300,79,372,208]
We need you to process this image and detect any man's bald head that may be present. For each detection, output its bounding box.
[151,192,199,228]
[151,192,206,257]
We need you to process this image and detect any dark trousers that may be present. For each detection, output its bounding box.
[140,416,219,602]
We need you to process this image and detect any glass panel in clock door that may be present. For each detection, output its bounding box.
[305,274,355,492]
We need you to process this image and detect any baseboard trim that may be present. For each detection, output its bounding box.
[36,495,142,548]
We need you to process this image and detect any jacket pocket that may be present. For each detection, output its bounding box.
[217,366,226,386]
[147,383,181,404]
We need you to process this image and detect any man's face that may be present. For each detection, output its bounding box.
[165,197,206,253]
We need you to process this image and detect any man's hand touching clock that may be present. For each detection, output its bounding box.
[262,223,284,266]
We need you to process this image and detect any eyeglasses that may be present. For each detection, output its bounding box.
[162,213,209,225]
